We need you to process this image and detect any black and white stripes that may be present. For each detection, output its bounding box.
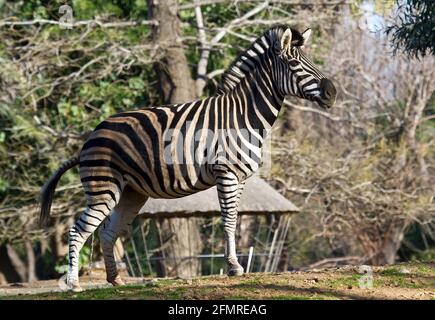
[39,25,336,291]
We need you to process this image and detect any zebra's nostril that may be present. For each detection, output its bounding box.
[320,78,337,100]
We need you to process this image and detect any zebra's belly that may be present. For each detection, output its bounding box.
[124,151,260,199]
[124,162,217,199]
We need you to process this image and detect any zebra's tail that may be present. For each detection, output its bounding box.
[39,156,80,227]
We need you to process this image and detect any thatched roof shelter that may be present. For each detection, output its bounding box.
[139,176,299,218]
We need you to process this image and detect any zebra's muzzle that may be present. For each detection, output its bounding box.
[315,97,334,109]
[317,78,337,108]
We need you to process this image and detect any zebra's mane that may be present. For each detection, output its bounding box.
[217,25,305,94]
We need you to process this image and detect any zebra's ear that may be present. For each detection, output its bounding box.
[301,28,312,46]
[280,28,292,54]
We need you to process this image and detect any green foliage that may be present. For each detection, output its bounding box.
[399,222,435,261]
[411,249,435,263]
[386,0,435,58]
[55,244,91,274]
[0,0,158,215]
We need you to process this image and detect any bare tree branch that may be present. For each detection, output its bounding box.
[0,18,158,28]
[179,0,351,10]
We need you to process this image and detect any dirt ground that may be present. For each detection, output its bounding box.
[1,262,433,300]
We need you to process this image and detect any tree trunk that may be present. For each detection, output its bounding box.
[148,0,203,278]
[148,0,196,104]
[25,241,37,282]
[50,217,72,262]
[0,245,21,284]
[382,79,432,265]
[371,223,407,265]
[157,218,203,277]
[5,244,27,282]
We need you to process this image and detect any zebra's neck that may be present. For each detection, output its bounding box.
[218,28,285,140]
[224,55,284,140]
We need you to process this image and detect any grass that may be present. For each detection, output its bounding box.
[323,273,360,289]
[375,266,433,289]
[2,262,434,300]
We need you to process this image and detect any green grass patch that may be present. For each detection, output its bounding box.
[225,295,257,300]
[323,273,360,289]
[380,267,402,276]
[271,295,330,300]
[238,277,263,286]
[410,262,435,275]
[376,266,433,289]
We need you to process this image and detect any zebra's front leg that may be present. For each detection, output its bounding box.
[216,171,245,276]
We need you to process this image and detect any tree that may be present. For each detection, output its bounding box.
[386,0,435,57]
[277,8,435,267]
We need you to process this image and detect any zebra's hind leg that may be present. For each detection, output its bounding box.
[99,186,148,286]
[68,201,116,292]
[215,169,245,276]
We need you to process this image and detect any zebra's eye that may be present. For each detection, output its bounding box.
[288,59,300,67]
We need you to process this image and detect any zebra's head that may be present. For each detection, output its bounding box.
[274,27,337,109]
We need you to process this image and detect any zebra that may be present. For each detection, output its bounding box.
[39,25,336,292]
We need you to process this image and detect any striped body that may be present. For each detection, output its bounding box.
[39,25,336,291]
[80,93,277,203]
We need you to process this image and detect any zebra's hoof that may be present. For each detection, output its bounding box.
[70,282,84,293]
[108,275,125,286]
[227,265,244,277]
[72,286,84,293]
